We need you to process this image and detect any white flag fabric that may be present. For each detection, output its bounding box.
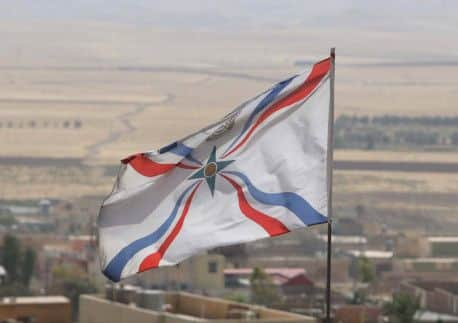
[98,57,332,282]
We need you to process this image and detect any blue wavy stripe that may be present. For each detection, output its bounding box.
[169,142,192,156]
[224,171,327,226]
[159,141,202,165]
[103,182,199,282]
[223,76,297,155]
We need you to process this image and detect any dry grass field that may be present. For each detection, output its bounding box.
[2,63,458,162]
[1,22,458,163]
[0,164,112,200]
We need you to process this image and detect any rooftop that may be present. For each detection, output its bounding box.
[80,292,317,323]
[69,235,94,241]
[0,296,70,305]
[414,310,458,322]
[319,235,367,244]
[402,257,458,264]
[224,267,306,278]
[409,281,458,294]
[428,237,458,243]
[224,268,310,286]
[347,250,393,259]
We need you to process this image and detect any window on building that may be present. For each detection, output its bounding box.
[208,261,218,273]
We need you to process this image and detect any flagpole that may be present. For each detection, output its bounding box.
[325,47,336,323]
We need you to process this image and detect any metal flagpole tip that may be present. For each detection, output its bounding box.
[330,47,336,58]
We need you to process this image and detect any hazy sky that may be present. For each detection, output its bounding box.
[1,0,457,31]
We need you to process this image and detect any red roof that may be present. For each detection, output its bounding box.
[224,267,305,278]
[224,268,313,286]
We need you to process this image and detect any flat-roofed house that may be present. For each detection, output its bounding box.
[79,291,317,323]
[0,296,71,323]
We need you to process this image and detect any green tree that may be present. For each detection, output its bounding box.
[357,256,375,283]
[0,235,37,296]
[21,247,36,287]
[250,267,280,306]
[384,293,420,323]
[51,264,98,319]
[0,282,33,297]
[2,234,22,283]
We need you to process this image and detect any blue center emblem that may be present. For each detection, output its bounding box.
[188,146,234,196]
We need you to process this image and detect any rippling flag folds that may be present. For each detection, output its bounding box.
[98,56,333,282]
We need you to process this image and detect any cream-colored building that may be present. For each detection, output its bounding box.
[131,252,226,293]
[80,291,317,323]
[394,234,430,258]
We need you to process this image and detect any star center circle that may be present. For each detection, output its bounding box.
[204,162,218,177]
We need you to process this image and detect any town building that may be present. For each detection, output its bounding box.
[224,267,314,294]
[128,252,226,294]
[248,255,351,284]
[401,281,458,316]
[319,235,367,253]
[394,257,458,273]
[0,296,71,323]
[428,237,458,258]
[394,234,430,258]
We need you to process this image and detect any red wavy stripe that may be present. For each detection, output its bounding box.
[122,154,198,177]
[224,58,331,158]
[138,182,201,272]
[221,174,289,237]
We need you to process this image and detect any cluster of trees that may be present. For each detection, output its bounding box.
[384,293,420,323]
[395,130,440,145]
[249,267,280,306]
[373,115,458,127]
[335,113,458,149]
[223,266,279,306]
[336,129,451,149]
[336,114,458,127]
[0,119,82,129]
[0,235,36,296]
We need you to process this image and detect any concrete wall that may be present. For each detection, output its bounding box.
[0,301,71,323]
[80,294,162,323]
[80,294,317,323]
[428,289,458,316]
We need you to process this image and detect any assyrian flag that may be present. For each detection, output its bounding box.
[98,56,333,282]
